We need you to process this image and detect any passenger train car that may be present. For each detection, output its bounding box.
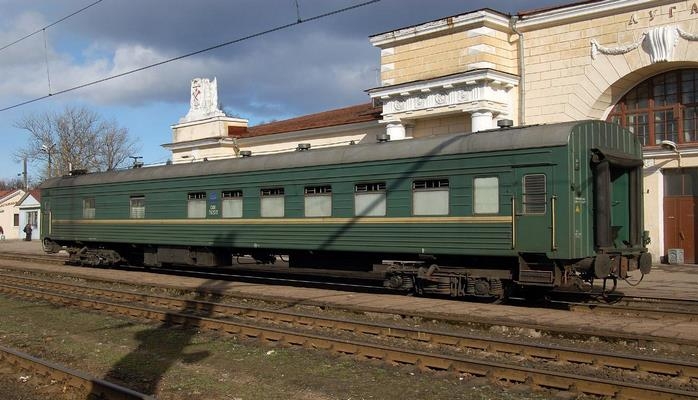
[40,120,652,300]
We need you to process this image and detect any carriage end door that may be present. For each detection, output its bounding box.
[514,167,555,253]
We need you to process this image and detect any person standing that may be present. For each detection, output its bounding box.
[23,223,32,241]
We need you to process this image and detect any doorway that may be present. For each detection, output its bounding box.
[663,168,698,263]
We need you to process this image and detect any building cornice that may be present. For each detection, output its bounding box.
[170,115,247,130]
[517,0,678,31]
[161,137,238,151]
[369,9,511,48]
[367,69,518,99]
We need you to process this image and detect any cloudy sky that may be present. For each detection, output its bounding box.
[0,0,566,182]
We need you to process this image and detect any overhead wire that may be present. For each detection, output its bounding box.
[0,0,381,113]
[0,0,104,53]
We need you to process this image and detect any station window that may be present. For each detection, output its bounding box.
[354,182,386,217]
[188,192,206,218]
[413,179,449,216]
[304,185,332,217]
[130,196,145,219]
[83,197,95,219]
[523,174,547,214]
[27,211,38,227]
[222,190,243,218]
[260,187,284,217]
[473,177,499,214]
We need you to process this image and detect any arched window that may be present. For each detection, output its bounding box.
[607,69,698,146]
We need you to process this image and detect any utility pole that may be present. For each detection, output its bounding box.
[24,158,28,190]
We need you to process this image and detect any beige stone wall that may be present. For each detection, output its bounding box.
[380,27,517,86]
[172,117,247,143]
[411,114,471,138]
[521,1,698,124]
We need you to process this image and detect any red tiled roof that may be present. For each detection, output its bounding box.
[231,103,382,139]
[29,189,40,202]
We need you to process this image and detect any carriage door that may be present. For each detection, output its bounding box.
[41,200,51,237]
[514,167,555,253]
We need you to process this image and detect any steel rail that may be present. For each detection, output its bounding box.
[0,344,154,400]
[0,285,698,399]
[0,266,697,350]
[5,275,696,378]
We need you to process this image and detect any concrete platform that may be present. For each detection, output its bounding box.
[1,239,697,344]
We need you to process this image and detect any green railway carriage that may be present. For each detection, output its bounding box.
[40,120,651,299]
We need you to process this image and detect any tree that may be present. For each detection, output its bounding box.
[14,106,140,179]
[0,177,24,191]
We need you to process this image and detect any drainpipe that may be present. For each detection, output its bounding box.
[510,15,526,125]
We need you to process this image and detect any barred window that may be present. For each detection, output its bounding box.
[261,187,284,217]
[188,192,206,218]
[222,190,243,218]
[304,185,332,217]
[473,177,499,214]
[354,182,386,217]
[83,198,95,219]
[413,179,449,216]
[523,174,546,214]
[130,196,145,219]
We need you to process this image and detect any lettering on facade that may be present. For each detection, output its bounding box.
[630,4,695,24]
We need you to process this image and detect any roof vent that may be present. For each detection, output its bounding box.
[376,133,390,143]
[240,150,252,158]
[497,119,514,129]
[70,169,88,176]
[296,143,311,151]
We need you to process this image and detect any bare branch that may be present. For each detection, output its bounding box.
[13,105,140,180]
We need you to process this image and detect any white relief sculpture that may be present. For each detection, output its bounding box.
[591,34,645,58]
[181,77,226,123]
[645,25,678,63]
[678,27,698,41]
[434,93,447,105]
[591,25,698,63]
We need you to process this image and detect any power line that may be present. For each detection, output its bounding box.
[0,0,381,113]
[0,0,104,53]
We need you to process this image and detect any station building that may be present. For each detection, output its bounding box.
[164,0,698,263]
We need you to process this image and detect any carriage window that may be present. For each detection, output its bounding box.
[222,190,243,218]
[305,185,332,217]
[474,177,499,214]
[413,179,449,215]
[523,174,547,214]
[188,192,206,218]
[261,187,285,217]
[355,182,386,217]
[83,198,95,219]
[130,196,145,219]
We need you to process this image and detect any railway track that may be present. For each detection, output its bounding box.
[2,251,698,324]
[0,273,696,399]
[0,344,154,400]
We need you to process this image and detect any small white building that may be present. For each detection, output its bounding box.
[0,189,26,240]
[17,190,41,241]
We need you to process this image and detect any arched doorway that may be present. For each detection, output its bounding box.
[607,69,698,263]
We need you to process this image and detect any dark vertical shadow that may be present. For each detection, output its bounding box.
[98,279,229,397]
[318,134,471,251]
